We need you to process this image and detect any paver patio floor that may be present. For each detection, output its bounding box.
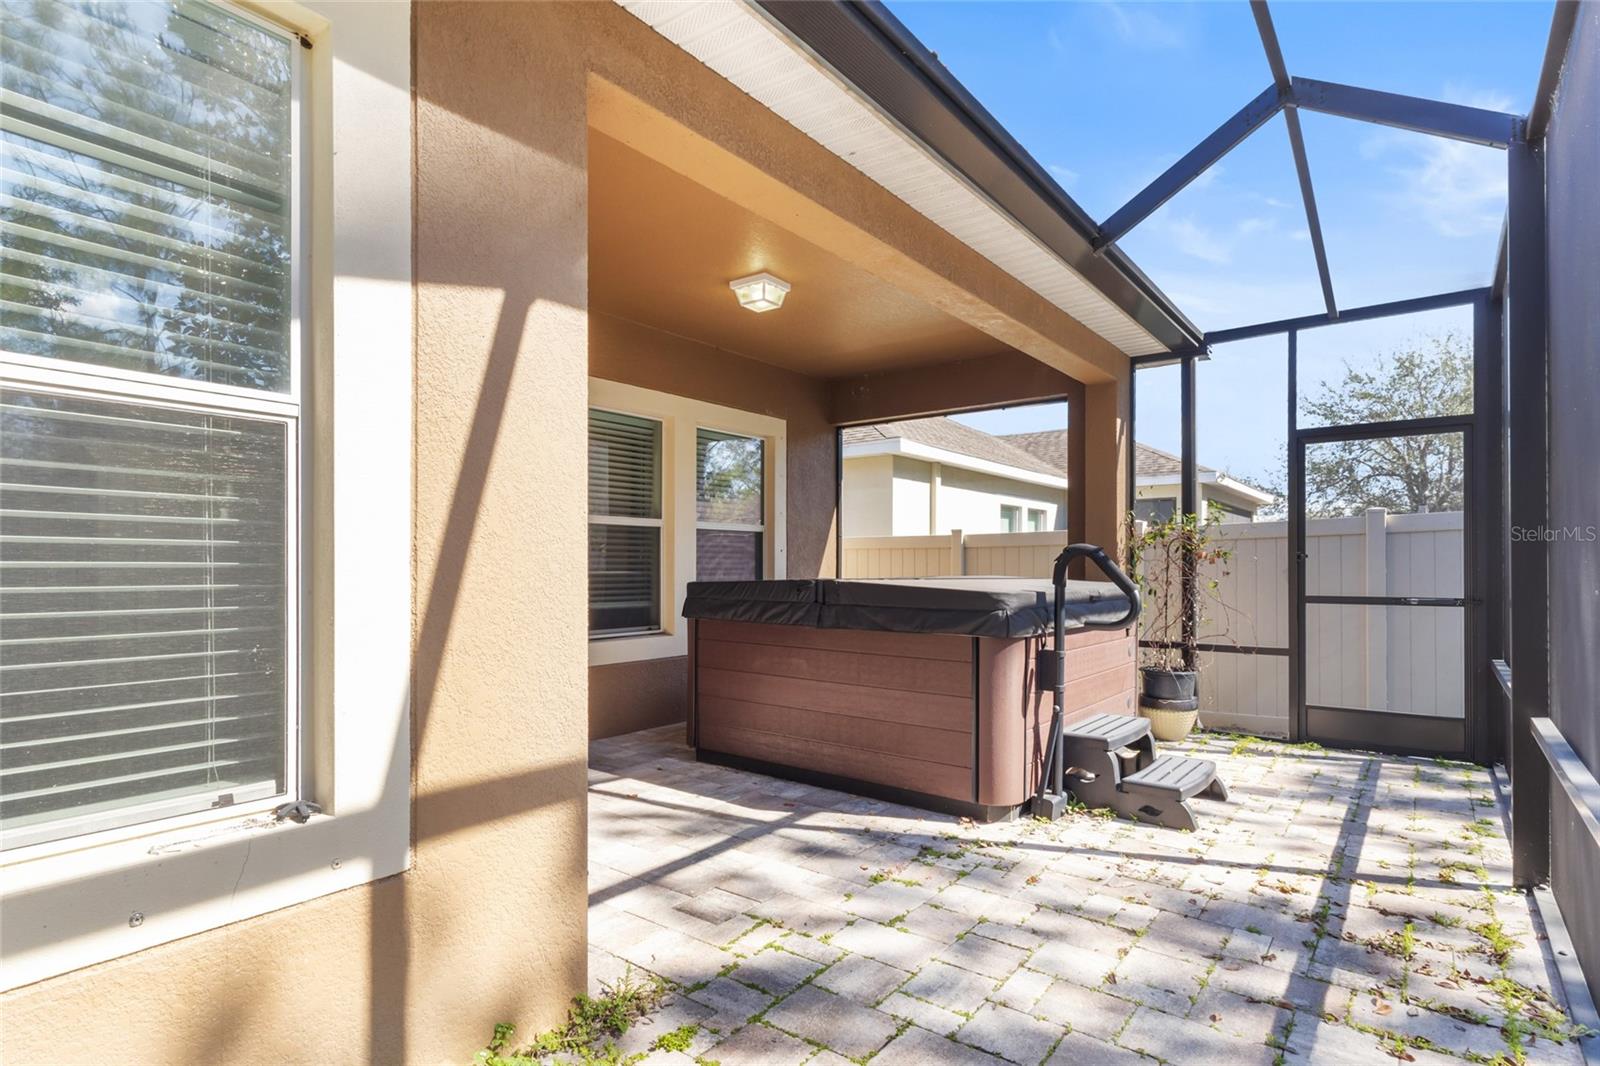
[588,726,1587,1065]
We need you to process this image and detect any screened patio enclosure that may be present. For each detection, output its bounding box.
[775,0,1597,1021]
[1081,0,1598,1029]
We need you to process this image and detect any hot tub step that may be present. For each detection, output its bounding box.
[1123,754,1221,800]
[1061,712,1152,753]
[1063,740,1228,830]
[1116,754,1229,831]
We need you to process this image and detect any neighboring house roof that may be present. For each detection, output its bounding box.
[843,418,1273,510]
[1001,429,1272,509]
[843,418,1064,480]
[998,432,1217,480]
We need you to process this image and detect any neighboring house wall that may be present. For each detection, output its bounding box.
[892,457,935,535]
[1136,483,1262,524]
[842,455,1066,536]
[936,464,1064,533]
[841,454,895,537]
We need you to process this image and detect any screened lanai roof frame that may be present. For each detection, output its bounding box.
[1104,3,1590,1027]
[1114,0,1532,351]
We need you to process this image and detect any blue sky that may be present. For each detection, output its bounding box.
[901,1,1552,486]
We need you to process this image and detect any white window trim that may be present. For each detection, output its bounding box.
[589,379,786,667]
[588,407,666,640]
[0,0,413,991]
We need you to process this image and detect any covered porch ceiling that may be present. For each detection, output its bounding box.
[589,132,1018,379]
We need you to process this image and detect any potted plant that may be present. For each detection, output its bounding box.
[1127,510,1235,739]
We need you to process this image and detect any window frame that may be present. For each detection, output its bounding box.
[693,425,768,583]
[0,1,308,859]
[588,406,665,640]
[0,371,301,856]
[0,0,414,993]
[1027,507,1048,532]
[588,379,786,667]
[1000,504,1021,532]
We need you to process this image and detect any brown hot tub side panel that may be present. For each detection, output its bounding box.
[691,619,975,802]
[977,627,1137,808]
[691,617,1137,818]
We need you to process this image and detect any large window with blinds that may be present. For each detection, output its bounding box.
[587,386,783,659]
[0,0,301,849]
[589,409,662,637]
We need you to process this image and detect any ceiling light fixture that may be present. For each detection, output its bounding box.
[729,272,790,313]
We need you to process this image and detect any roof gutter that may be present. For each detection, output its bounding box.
[751,0,1204,353]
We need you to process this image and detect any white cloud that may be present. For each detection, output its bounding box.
[1157,214,1276,265]
[1166,218,1232,263]
[1156,272,1326,328]
[1091,1,1188,50]
[1441,86,1515,113]
[1363,85,1513,239]
[1047,163,1080,188]
[1189,163,1224,191]
[1395,140,1506,237]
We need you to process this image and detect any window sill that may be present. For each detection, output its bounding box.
[589,629,686,666]
[0,799,410,992]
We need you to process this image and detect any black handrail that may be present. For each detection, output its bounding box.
[1052,543,1142,631]
[1034,543,1142,816]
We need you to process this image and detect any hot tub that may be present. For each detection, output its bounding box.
[682,575,1139,821]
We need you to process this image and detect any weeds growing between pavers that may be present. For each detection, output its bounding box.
[475,968,673,1066]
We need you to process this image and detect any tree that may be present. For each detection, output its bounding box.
[1274,332,1471,517]
[696,433,764,524]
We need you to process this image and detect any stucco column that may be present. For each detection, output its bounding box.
[1081,369,1131,562]
[412,3,591,1057]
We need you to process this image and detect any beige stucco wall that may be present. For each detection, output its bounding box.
[2,3,1137,1062]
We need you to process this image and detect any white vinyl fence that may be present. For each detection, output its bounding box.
[840,510,1465,738]
[839,530,1071,580]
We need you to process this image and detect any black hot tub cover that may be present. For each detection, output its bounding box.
[682,576,1135,638]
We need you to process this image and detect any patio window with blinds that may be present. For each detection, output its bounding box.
[695,429,764,582]
[589,409,662,637]
[0,0,301,849]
